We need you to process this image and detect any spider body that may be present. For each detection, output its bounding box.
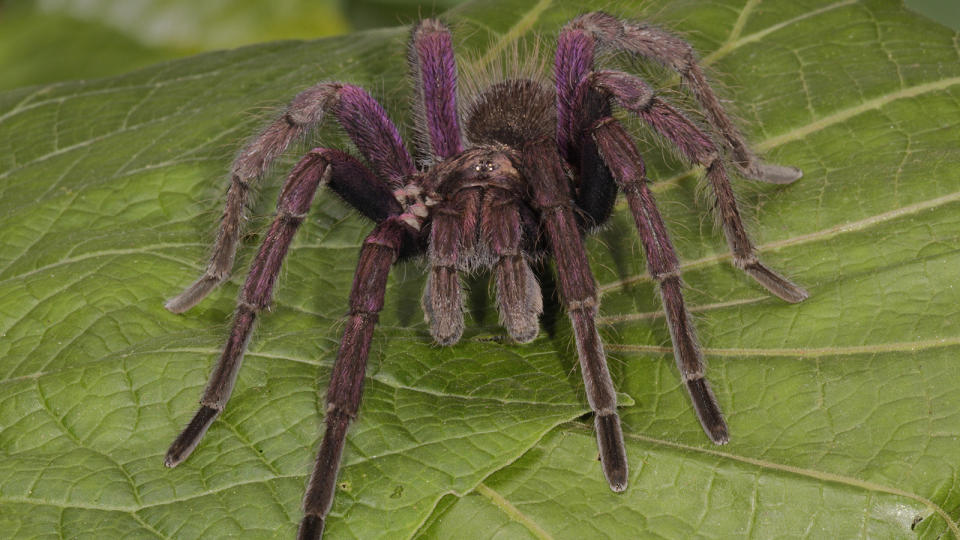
[164,13,807,539]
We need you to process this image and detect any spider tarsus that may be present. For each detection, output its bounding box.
[431,324,464,346]
[744,162,804,185]
[685,378,729,445]
[595,413,628,492]
[495,256,543,344]
[296,515,324,540]
[505,322,539,344]
[424,268,465,346]
[164,405,221,467]
[165,275,224,313]
[742,261,809,304]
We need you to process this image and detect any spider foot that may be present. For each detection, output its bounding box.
[164,405,220,467]
[686,378,729,445]
[165,274,225,313]
[297,514,324,540]
[595,413,628,492]
[742,260,809,304]
[740,161,803,185]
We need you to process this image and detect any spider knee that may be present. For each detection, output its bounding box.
[589,72,654,112]
[567,11,620,36]
[733,254,759,270]
[325,402,358,420]
[652,270,682,282]
[237,298,267,313]
[671,49,697,75]
[285,83,344,126]
[277,209,308,224]
[701,151,721,169]
[567,297,598,313]
[230,174,251,191]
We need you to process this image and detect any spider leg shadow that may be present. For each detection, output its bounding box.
[463,270,494,331]
[531,259,562,339]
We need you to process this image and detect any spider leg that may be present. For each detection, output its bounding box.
[587,70,808,303]
[555,22,600,159]
[484,188,543,343]
[562,12,801,184]
[591,117,728,443]
[424,188,480,345]
[409,19,463,160]
[555,25,619,228]
[523,138,628,492]
[167,83,415,313]
[164,148,401,468]
[300,217,413,540]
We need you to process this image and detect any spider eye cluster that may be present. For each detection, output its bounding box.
[472,159,497,173]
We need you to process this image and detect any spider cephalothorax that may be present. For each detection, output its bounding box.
[163,13,807,539]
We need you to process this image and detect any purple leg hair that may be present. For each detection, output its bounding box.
[555,26,621,228]
[555,27,596,159]
[591,118,728,443]
[424,188,480,345]
[585,70,807,303]
[523,138,628,492]
[165,147,355,469]
[333,85,416,185]
[167,84,414,313]
[563,12,801,184]
[482,188,543,343]
[409,19,463,160]
[299,217,411,540]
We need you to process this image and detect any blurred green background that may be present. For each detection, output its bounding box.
[908,0,960,31]
[1,0,958,92]
[0,0,465,91]
[1,0,957,91]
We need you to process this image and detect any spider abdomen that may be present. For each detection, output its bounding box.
[464,79,555,147]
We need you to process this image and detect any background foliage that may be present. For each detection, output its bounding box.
[1,0,957,90]
[0,0,464,91]
[1,0,959,538]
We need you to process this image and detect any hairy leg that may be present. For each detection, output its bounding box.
[555,22,619,227]
[164,148,400,467]
[299,217,413,540]
[564,12,801,184]
[586,70,807,303]
[167,83,414,312]
[523,138,627,491]
[409,19,463,160]
[483,188,542,343]
[592,118,728,443]
[423,188,480,345]
[555,22,596,159]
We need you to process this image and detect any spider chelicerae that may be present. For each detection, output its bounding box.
[163,12,807,539]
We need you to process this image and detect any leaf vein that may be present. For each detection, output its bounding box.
[599,190,960,291]
[475,483,554,540]
[612,427,960,538]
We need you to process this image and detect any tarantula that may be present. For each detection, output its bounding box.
[163,12,807,539]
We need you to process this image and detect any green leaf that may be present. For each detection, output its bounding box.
[1,0,958,538]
